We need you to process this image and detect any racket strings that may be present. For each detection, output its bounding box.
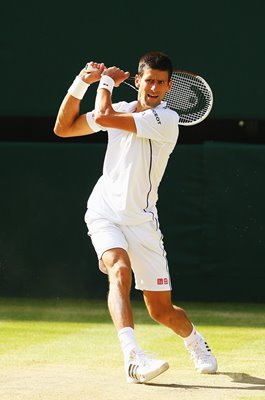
[164,72,212,125]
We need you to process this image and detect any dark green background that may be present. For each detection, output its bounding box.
[1,0,265,118]
[0,1,264,301]
[0,142,264,301]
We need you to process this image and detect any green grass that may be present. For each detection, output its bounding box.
[0,298,114,367]
[0,298,264,400]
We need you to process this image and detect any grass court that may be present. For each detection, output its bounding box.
[0,298,264,400]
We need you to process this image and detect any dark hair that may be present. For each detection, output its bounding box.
[138,51,173,81]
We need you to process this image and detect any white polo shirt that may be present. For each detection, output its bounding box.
[86,101,179,225]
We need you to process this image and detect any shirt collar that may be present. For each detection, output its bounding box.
[130,100,168,112]
[156,101,167,109]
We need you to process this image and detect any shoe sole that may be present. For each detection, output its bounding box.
[197,368,217,374]
[197,362,218,374]
[127,362,169,384]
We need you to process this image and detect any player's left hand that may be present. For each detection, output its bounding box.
[79,62,106,84]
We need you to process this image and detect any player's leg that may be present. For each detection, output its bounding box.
[102,247,134,330]
[143,290,217,374]
[102,247,169,383]
[85,213,142,372]
[143,290,193,337]
[121,221,217,375]
[85,212,168,384]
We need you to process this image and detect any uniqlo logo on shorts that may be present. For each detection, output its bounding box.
[157,278,168,285]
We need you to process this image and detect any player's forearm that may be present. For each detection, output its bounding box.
[94,89,136,132]
[54,94,81,137]
[54,62,105,137]
[94,68,129,124]
[94,88,114,122]
[93,68,136,132]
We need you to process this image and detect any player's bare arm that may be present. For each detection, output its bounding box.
[94,67,137,133]
[54,62,105,137]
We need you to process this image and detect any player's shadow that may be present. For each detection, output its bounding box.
[146,372,265,391]
[221,372,265,385]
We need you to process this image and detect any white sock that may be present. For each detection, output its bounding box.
[118,327,140,360]
[183,324,200,346]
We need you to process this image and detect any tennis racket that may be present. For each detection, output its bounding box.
[85,64,213,126]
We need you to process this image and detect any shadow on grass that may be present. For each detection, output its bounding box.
[146,372,265,391]
[222,372,265,385]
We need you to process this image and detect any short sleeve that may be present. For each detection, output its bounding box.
[133,107,179,143]
[86,111,107,133]
[86,102,127,133]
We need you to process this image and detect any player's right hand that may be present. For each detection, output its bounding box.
[102,67,130,87]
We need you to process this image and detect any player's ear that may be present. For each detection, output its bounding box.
[135,74,141,89]
[167,79,172,92]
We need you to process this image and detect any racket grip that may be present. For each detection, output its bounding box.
[85,63,98,73]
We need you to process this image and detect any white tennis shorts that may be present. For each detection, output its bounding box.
[84,210,172,291]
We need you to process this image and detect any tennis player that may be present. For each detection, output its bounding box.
[54,51,217,383]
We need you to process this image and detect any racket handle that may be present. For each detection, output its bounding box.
[85,63,98,73]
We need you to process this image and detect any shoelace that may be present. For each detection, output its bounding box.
[132,350,154,366]
[188,341,212,362]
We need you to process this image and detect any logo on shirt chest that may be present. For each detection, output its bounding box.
[151,109,162,125]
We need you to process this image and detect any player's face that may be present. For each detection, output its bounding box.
[135,68,172,111]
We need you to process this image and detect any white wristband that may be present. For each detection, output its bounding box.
[97,75,115,94]
[68,76,90,100]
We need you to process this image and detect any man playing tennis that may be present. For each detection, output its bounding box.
[54,51,217,383]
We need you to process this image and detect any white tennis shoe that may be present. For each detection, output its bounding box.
[125,349,169,383]
[185,335,217,374]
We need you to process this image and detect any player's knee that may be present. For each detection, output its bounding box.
[108,262,132,287]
